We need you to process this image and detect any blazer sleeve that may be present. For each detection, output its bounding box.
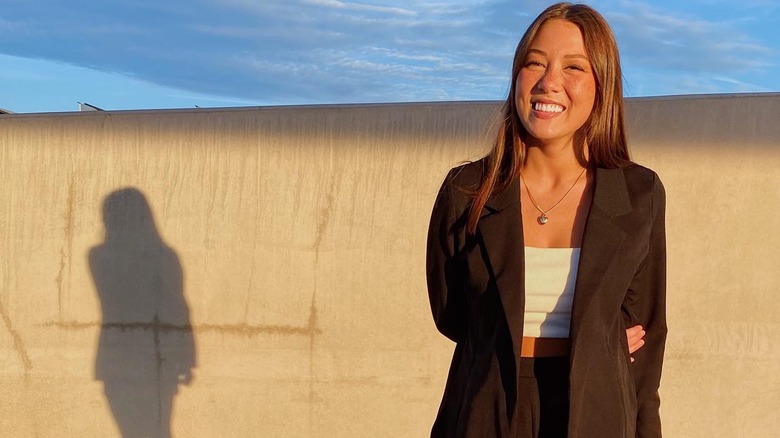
[624,174,667,438]
[426,169,467,343]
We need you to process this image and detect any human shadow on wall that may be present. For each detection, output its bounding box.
[90,187,196,438]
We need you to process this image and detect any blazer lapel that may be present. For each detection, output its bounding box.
[570,167,632,342]
[476,177,525,360]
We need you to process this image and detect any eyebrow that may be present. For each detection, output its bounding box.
[526,48,590,61]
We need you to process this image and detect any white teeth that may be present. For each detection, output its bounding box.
[533,102,564,113]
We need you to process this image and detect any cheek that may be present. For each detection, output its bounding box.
[570,80,596,112]
[583,76,597,105]
[514,76,535,110]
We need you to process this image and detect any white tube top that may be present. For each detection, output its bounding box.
[523,246,581,338]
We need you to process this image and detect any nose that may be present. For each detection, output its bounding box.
[536,67,562,93]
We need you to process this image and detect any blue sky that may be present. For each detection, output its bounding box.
[1,0,778,113]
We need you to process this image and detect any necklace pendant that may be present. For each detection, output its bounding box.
[538,213,549,225]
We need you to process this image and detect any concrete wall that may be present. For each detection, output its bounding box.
[1,94,778,437]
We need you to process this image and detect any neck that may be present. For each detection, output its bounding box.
[522,142,586,183]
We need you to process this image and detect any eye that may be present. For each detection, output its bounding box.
[566,64,586,72]
[524,60,546,69]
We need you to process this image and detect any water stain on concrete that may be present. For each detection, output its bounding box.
[0,302,32,372]
[43,320,320,336]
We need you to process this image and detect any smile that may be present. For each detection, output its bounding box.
[533,102,565,113]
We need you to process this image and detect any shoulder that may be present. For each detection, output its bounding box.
[619,163,666,215]
[619,163,665,197]
[431,158,485,225]
[621,163,661,185]
[438,158,485,201]
[443,158,486,190]
[593,163,664,219]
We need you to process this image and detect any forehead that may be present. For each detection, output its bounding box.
[528,19,587,56]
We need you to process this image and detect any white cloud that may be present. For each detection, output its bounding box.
[0,18,26,31]
[608,2,774,72]
[711,76,771,91]
[624,69,773,96]
[302,0,416,16]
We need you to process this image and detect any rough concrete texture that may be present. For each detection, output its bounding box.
[1,95,779,437]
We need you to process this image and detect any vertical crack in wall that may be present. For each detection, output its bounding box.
[309,192,329,409]
[307,281,319,438]
[242,207,261,323]
[56,176,75,322]
[152,313,164,433]
[0,301,32,374]
[308,289,318,404]
[309,157,338,432]
[312,179,336,266]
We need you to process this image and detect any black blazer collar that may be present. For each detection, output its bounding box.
[482,176,520,216]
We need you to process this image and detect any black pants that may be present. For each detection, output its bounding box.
[516,356,569,438]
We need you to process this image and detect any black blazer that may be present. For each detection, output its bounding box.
[426,160,666,438]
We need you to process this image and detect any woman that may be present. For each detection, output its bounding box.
[426,3,666,438]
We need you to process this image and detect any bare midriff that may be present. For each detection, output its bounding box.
[520,337,570,357]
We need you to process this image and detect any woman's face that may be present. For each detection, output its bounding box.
[515,19,596,148]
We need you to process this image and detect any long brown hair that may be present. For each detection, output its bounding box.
[466,2,631,235]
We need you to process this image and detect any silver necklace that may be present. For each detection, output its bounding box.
[519,167,587,225]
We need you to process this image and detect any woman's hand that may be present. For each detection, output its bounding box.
[626,324,645,363]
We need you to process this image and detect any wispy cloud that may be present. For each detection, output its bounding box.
[623,68,773,96]
[302,0,416,16]
[711,76,771,91]
[608,1,774,72]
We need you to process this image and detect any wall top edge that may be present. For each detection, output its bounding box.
[0,100,502,119]
[1,92,779,119]
[625,92,780,102]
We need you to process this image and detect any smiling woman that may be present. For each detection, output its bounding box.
[426,3,667,438]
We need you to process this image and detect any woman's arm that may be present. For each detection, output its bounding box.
[624,174,667,438]
[426,170,467,343]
